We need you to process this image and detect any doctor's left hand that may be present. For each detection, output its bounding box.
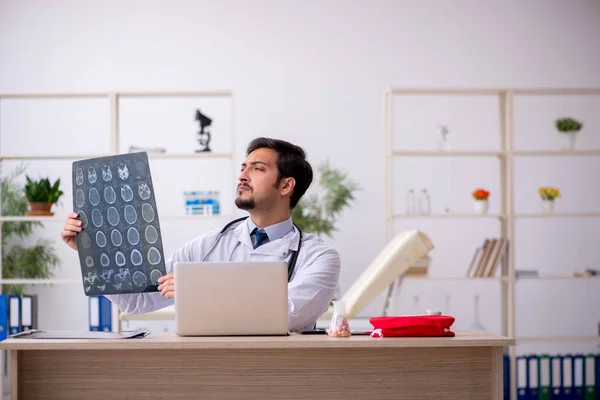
[157,273,175,299]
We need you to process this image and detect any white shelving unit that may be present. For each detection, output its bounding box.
[385,87,600,400]
[0,90,236,321]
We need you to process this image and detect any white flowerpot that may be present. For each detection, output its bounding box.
[541,199,555,214]
[565,132,578,150]
[474,199,489,214]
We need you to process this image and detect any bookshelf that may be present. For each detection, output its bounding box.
[0,91,236,327]
[384,87,600,399]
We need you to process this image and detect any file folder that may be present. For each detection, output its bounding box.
[0,294,7,341]
[551,355,563,400]
[574,354,585,400]
[8,295,21,335]
[99,296,112,332]
[539,354,551,400]
[517,355,527,400]
[583,354,595,400]
[563,354,574,400]
[89,296,100,331]
[20,294,38,331]
[503,354,510,400]
[527,354,539,399]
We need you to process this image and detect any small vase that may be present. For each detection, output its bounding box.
[474,199,489,214]
[541,199,555,214]
[565,132,578,151]
[27,202,54,216]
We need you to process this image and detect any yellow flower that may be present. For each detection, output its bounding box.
[538,187,561,200]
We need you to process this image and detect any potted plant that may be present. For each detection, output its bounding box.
[555,117,583,150]
[24,176,64,216]
[292,160,361,239]
[538,187,560,213]
[472,188,490,214]
[2,165,59,295]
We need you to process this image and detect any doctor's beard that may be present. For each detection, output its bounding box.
[235,195,255,210]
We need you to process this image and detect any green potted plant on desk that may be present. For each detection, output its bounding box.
[2,165,59,295]
[24,176,64,216]
[555,117,583,150]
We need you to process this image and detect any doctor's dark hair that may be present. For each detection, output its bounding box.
[246,137,313,209]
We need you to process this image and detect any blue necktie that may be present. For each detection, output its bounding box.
[252,228,268,249]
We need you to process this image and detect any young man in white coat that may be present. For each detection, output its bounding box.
[60,137,341,332]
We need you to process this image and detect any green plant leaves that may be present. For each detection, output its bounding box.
[24,176,64,203]
[1,166,59,295]
[555,117,583,132]
[291,160,361,238]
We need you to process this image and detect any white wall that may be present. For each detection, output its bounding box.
[1,0,600,356]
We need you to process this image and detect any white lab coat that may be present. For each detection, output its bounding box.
[105,218,341,332]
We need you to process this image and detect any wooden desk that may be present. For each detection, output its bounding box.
[1,330,513,400]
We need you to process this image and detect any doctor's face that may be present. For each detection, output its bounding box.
[235,148,282,211]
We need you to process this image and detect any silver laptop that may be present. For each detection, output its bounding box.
[174,261,289,336]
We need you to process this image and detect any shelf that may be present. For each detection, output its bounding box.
[147,152,233,159]
[0,154,111,161]
[391,150,502,157]
[515,212,600,218]
[0,216,61,222]
[516,336,600,344]
[389,88,505,95]
[0,279,80,285]
[512,150,600,157]
[0,215,235,222]
[392,213,506,219]
[515,276,600,281]
[404,276,506,281]
[0,91,234,99]
[0,152,234,161]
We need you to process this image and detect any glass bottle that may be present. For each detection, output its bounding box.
[469,294,486,331]
[437,125,451,151]
[418,189,431,214]
[406,189,416,214]
[328,300,351,337]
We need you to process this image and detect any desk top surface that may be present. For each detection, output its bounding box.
[0,330,514,350]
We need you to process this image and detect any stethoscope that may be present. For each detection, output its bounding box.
[202,216,303,282]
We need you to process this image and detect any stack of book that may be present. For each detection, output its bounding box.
[466,238,508,278]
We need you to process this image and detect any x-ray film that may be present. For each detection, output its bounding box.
[72,152,166,296]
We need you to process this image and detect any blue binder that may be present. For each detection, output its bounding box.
[517,355,527,400]
[563,354,575,400]
[99,296,112,332]
[526,354,539,399]
[551,355,564,400]
[573,354,585,400]
[503,354,510,400]
[595,354,599,400]
[0,294,7,341]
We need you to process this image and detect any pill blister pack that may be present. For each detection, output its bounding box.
[72,152,166,296]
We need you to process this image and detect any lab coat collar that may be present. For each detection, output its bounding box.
[233,217,300,254]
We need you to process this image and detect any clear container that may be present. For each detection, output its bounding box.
[418,189,431,214]
[437,125,451,151]
[328,300,351,337]
[406,189,416,214]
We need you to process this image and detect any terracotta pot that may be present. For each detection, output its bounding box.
[27,202,54,216]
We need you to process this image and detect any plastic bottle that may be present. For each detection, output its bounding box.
[328,300,351,337]
[406,189,416,214]
[418,189,431,214]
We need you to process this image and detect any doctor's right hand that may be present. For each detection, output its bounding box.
[157,273,175,299]
[60,212,82,251]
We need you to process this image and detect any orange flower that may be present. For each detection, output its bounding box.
[472,188,490,200]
